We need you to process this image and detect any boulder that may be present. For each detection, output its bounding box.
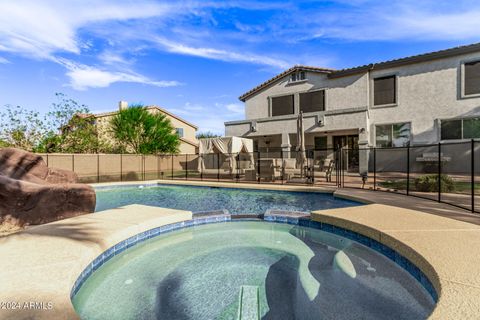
[0,148,96,226]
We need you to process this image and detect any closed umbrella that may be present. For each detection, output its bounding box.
[295,111,306,177]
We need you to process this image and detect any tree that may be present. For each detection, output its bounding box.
[35,93,108,153]
[196,131,221,139]
[110,105,180,154]
[46,92,89,132]
[0,105,48,151]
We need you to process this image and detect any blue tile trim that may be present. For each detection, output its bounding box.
[71,214,438,303]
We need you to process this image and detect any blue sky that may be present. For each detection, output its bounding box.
[1,0,480,134]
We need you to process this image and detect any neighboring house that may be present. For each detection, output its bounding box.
[92,101,198,154]
[225,42,480,173]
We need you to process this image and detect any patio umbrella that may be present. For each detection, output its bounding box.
[295,111,306,177]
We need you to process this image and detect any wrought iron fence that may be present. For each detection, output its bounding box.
[34,139,480,214]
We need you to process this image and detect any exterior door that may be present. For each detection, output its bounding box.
[333,135,359,172]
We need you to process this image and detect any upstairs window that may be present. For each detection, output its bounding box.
[375,122,410,147]
[374,75,396,106]
[300,90,325,113]
[175,128,184,138]
[271,95,294,116]
[441,117,480,140]
[464,61,480,96]
[290,71,306,82]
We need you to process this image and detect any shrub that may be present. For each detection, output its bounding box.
[414,174,455,192]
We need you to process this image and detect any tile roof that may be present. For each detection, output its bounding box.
[238,65,335,101]
[92,106,198,129]
[239,42,480,101]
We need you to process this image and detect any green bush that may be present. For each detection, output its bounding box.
[414,174,455,192]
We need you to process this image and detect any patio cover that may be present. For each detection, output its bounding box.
[197,136,255,172]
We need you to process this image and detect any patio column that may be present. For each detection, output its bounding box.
[281,132,291,158]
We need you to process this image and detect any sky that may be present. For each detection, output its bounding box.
[1,0,480,135]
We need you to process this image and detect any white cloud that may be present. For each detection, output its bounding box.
[98,51,133,66]
[0,57,10,64]
[153,37,290,69]
[0,0,171,58]
[225,103,244,115]
[305,1,480,41]
[168,101,245,135]
[57,59,181,90]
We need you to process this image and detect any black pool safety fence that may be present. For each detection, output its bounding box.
[34,139,480,214]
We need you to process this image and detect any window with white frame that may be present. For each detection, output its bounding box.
[290,71,306,83]
[375,122,411,147]
[175,128,184,138]
[441,117,480,140]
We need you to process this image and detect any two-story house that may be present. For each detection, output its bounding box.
[225,43,480,173]
[94,101,199,154]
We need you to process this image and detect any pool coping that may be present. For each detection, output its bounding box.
[0,181,479,319]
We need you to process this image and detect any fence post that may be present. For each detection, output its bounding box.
[46,153,49,167]
[438,143,441,202]
[97,154,100,183]
[171,155,174,180]
[157,155,160,179]
[335,150,339,187]
[373,148,376,190]
[236,153,240,182]
[472,139,475,212]
[217,153,220,181]
[311,150,315,185]
[143,154,145,181]
[406,145,410,195]
[200,154,203,181]
[72,154,75,173]
[120,154,123,181]
[257,151,261,183]
[185,154,188,180]
[281,150,284,184]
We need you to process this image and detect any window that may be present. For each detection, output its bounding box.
[464,61,480,96]
[375,123,410,147]
[314,136,327,150]
[271,95,294,116]
[440,119,461,140]
[290,71,306,82]
[374,75,396,106]
[175,128,184,138]
[441,117,480,140]
[300,90,325,113]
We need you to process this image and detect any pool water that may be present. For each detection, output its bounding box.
[72,222,434,320]
[95,184,360,214]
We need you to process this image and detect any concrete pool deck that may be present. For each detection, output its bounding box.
[1,179,479,319]
[0,205,192,320]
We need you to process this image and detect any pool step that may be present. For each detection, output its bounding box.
[237,285,260,320]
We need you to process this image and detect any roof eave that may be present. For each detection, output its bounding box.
[238,65,334,102]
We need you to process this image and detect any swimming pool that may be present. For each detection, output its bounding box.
[95,184,360,214]
[72,221,435,319]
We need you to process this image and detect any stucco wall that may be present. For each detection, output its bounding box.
[368,52,480,145]
[228,51,480,147]
[244,72,368,119]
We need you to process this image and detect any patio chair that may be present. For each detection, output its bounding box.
[313,159,334,182]
[258,159,281,181]
[282,158,301,180]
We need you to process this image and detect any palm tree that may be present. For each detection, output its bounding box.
[110,105,180,154]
